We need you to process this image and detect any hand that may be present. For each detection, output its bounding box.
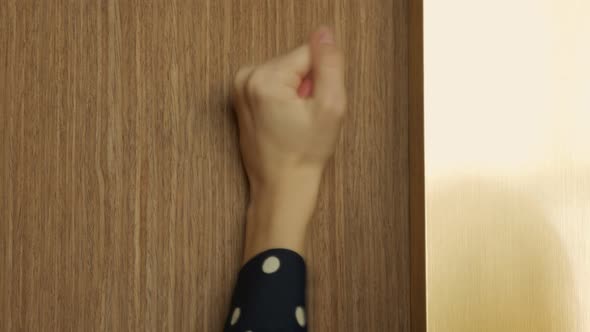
[233,26,346,262]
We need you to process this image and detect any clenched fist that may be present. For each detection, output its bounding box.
[233,26,346,192]
[233,27,347,262]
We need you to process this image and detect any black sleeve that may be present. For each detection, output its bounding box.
[223,248,308,332]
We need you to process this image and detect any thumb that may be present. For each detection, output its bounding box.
[310,27,346,111]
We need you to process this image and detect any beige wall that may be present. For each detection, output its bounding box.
[424,0,590,331]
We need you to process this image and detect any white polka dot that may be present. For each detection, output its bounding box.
[295,306,306,327]
[230,307,240,325]
[262,256,280,274]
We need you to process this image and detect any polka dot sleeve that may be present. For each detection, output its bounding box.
[224,248,308,331]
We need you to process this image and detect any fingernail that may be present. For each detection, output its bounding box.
[319,29,334,44]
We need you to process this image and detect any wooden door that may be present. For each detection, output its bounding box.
[0,1,424,331]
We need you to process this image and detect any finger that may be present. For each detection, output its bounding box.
[232,66,255,123]
[233,66,254,108]
[271,44,312,79]
[309,26,346,113]
[297,74,313,98]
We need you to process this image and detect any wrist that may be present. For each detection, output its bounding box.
[242,166,324,264]
[250,164,323,196]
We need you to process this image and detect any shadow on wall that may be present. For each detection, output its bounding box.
[427,177,578,332]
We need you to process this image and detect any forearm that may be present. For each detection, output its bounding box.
[224,174,319,331]
[225,25,344,331]
[242,169,322,263]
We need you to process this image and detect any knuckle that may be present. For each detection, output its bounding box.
[234,66,251,89]
[234,67,255,105]
[233,75,242,91]
[245,68,267,98]
[317,98,334,112]
[334,97,347,117]
[317,94,347,116]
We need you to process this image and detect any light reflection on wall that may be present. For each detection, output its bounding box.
[425,0,590,330]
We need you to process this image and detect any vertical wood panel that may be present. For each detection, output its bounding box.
[0,0,421,330]
[409,0,426,331]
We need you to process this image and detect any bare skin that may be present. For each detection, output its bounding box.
[232,26,347,264]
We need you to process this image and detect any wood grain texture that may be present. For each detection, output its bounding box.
[0,0,421,331]
[408,0,426,331]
